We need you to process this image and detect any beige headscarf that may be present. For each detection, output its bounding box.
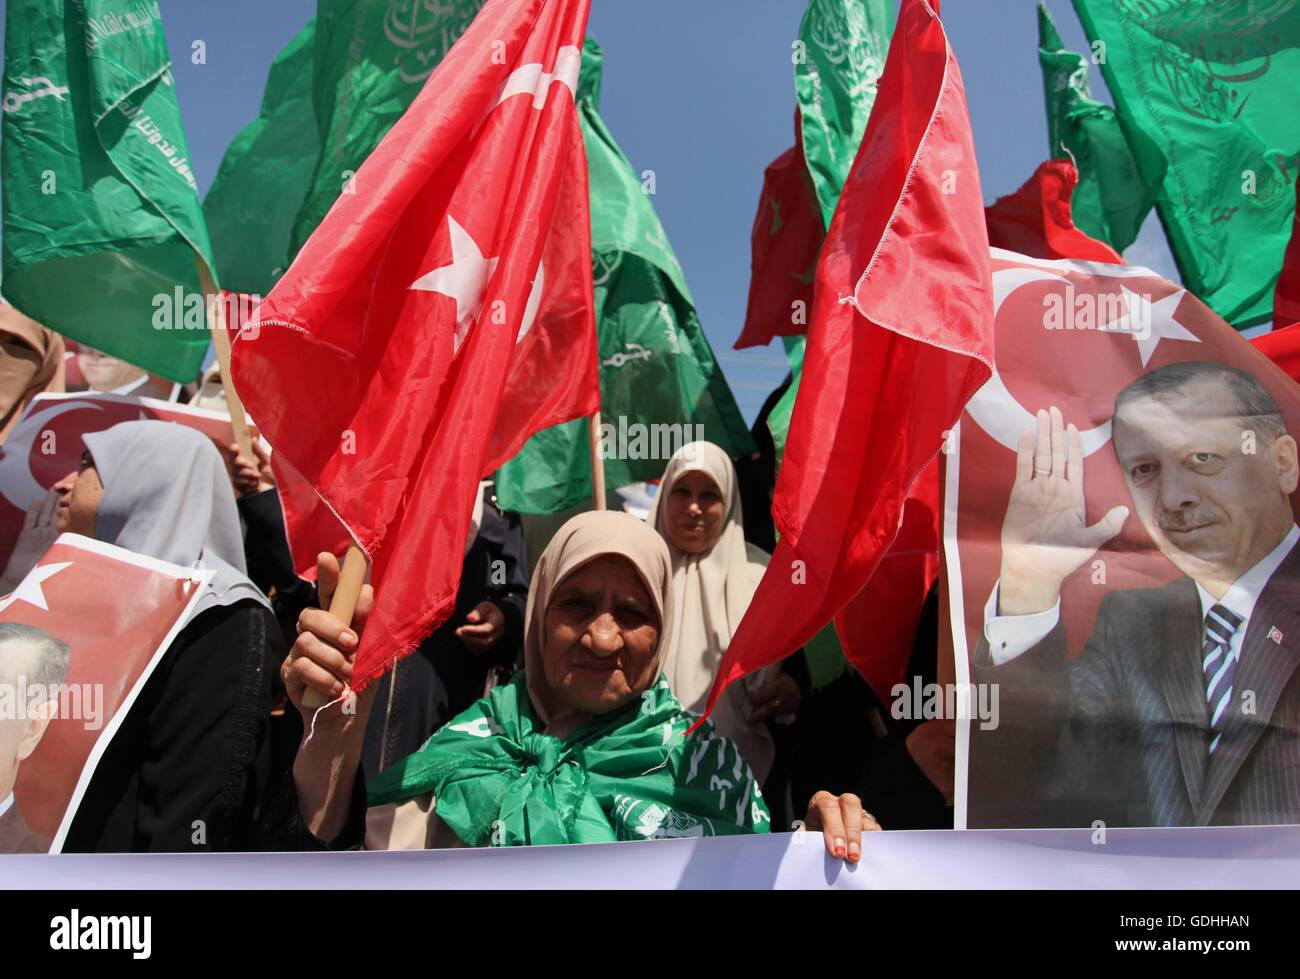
[648,441,776,781]
[0,304,65,443]
[523,510,676,740]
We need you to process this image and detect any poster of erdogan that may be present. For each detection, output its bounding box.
[0,536,208,852]
[946,250,1300,830]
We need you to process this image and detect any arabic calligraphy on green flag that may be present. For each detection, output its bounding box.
[2,0,215,382]
[1072,0,1300,328]
[795,0,894,230]
[288,0,485,255]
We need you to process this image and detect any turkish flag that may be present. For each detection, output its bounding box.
[2,535,208,850]
[698,0,994,721]
[231,0,597,689]
[985,159,1123,266]
[0,392,264,564]
[733,112,824,350]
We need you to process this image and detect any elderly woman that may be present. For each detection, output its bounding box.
[648,442,805,784]
[282,511,773,848]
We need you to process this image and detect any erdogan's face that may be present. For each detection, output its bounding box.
[1114,378,1298,586]
[77,348,144,392]
[0,639,52,799]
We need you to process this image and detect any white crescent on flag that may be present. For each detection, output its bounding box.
[965,255,1198,457]
[0,401,103,512]
[494,44,582,109]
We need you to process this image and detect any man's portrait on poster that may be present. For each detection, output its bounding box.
[973,361,1300,828]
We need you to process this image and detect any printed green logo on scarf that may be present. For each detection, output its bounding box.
[367,674,772,846]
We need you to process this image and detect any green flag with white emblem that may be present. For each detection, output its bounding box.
[2,0,214,382]
[495,40,754,514]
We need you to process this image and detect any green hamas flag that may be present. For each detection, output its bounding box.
[495,40,754,514]
[1036,2,1154,252]
[203,19,319,297]
[289,0,484,254]
[2,0,214,382]
[795,0,894,230]
[1073,0,1300,328]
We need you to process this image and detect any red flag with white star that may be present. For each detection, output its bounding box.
[230,0,597,689]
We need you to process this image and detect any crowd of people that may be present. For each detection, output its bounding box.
[0,315,954,860]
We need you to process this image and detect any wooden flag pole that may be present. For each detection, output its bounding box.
[588,409,606,511]
[195,257,256,461]
[301,543,370,709]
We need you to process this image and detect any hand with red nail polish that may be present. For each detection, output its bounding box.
[803,790,881,862]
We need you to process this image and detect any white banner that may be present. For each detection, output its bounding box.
[3,825,1298,889]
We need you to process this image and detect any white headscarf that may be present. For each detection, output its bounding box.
[648,441,776,781]
[84,421,271,617]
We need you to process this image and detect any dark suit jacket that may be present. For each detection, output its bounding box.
[970,547,1300,828]
[0,798,51,853]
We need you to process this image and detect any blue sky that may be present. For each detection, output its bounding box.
[2,0,1179,421]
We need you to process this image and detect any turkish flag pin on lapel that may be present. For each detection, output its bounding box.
[1268,626,1284,645]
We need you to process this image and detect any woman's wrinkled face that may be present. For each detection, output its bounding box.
[663,469,726,554]
[542,555,661,715]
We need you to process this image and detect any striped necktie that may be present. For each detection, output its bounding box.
[1202,603,1244,755]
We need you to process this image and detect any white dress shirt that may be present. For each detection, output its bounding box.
[0,792,13,820]
[983,524,1300,667]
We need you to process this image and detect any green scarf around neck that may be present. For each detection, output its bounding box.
[366,673,772,846]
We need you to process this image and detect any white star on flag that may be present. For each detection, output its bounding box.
[1103,286,1200,367]
[0,561,71,615]
[410,216,500,353]
[494,45,582,110]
